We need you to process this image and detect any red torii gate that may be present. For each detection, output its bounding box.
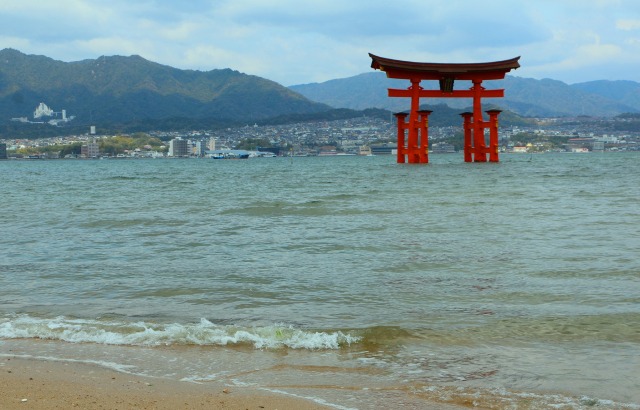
[369,53,520,163]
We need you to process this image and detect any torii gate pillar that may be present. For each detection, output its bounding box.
[394,112,407,163]
[486,109,502,162]
[460,112,473,162]
[417,110,432,163]
[394,109,432,164]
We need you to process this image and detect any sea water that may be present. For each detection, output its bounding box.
[1,153,639,409]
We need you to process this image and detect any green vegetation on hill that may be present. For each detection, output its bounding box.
[13,132,166,157]
[0,49,604,138]
[609,113,640,131]
[0,48,329,137]
[99,133,166,156]
[258,108,392,126]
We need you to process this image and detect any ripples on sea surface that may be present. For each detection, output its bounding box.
[1,153,639,409]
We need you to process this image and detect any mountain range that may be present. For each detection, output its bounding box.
[0,48,329,135]
[1,48,639,138]
[290,72,640,118]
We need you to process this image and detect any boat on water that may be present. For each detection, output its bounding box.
[208,150,250,159]
[208,149,277,159]
[358,145,373,156]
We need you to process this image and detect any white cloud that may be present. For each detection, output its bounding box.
[616,19,640,30]
[2,0,640,85]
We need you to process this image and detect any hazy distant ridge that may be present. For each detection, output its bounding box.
[290,72,640,117]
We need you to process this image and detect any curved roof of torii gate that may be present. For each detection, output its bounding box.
[369,53,520,81]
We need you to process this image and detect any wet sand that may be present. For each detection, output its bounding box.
[0,356,333,409]
[0,355,470,409]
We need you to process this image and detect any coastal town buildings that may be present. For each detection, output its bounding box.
[81,139,100,158]
[168,137,189,157]
[1,115,639,159]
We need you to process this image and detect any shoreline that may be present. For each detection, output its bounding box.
[0,356,334,410]
[0,354,466,410]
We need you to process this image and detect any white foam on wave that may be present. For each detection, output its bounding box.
[0,353,137,376]
[0,315,360,350]
[258,387,358,410]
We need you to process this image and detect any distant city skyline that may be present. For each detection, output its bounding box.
[2,0,640,86]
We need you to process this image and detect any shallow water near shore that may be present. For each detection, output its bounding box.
[1,153,639,408]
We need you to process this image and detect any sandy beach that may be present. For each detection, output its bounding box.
[0,357,332,410]
[0,355,468,410]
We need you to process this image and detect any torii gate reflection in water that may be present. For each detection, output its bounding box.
[369,53,520,163]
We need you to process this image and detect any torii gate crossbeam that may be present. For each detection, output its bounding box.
[370,53,520,163]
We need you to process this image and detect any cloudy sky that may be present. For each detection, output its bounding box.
[2,0,640,86]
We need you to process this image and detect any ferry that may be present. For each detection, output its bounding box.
[209,150,250,159]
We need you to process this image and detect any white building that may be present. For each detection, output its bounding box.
[34,102,54,118]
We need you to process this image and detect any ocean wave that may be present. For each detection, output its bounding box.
[0,315,360,350]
